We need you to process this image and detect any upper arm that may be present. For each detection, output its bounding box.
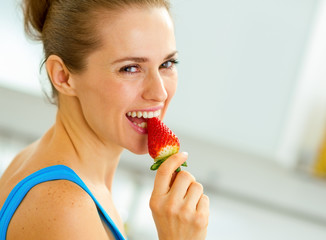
[7,180,111,240]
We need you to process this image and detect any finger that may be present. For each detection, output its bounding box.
[184,182,203,209]
[152,152,188,195]
[196,194,210,213]
[169,171,178,188]
[169,171,196,199]
[195,194,210,229]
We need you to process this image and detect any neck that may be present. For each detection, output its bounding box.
[44,96,123,190]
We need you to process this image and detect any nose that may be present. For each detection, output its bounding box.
[142,70,168,102]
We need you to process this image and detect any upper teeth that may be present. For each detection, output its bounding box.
[127,110,161,118]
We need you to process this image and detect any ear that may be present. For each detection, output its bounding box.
[46,55,77,96]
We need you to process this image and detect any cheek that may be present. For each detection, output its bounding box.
[111,82,140,108]
[166,74,178,99]
[160,75,177,119]
[74,78,122,124]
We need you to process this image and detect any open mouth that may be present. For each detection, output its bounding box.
[126,110,161,130]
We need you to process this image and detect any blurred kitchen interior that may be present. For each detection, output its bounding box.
[2,0,326,239]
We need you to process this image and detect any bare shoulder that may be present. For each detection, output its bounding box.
[7,180,110,240]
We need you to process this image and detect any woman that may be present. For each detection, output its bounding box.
[0,0,209,239]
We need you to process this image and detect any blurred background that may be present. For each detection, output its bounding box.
[1,0,326,239]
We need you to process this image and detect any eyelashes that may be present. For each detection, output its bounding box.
[119,65,140,74]
[119,58,179,74]
[160,59,179,69]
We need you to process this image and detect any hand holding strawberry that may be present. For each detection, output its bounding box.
[147,117,187,172]
[148,118,208,240]
[149,152,209,240]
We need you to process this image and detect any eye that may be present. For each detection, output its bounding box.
[160,59,179,69]
[119,65,140,74]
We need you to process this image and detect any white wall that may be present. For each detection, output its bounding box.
[277,0,326,167]
[0,0,43,95]
[165,0,321,164]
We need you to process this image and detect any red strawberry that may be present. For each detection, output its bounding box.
[147,117,187,171]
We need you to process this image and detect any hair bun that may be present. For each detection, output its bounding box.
[22,0,52,40]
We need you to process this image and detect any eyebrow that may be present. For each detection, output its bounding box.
[111,50,178,64]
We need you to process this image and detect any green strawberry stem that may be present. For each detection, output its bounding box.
[176,161,188,172]
[150,157,187,172]
[150,159,165,170]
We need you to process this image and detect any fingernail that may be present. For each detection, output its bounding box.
[181,152,188,156]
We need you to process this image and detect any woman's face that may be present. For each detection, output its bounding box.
[72,7,178,154]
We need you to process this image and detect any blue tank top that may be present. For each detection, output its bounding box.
[0,165,126,240]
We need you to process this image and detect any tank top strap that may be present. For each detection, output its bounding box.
[0,165,126,240]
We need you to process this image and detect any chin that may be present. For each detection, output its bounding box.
[127,147,148,155]
[135,151,148,156]
[124,140,148,155]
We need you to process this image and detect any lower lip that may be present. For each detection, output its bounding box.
[127,118,148,134]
